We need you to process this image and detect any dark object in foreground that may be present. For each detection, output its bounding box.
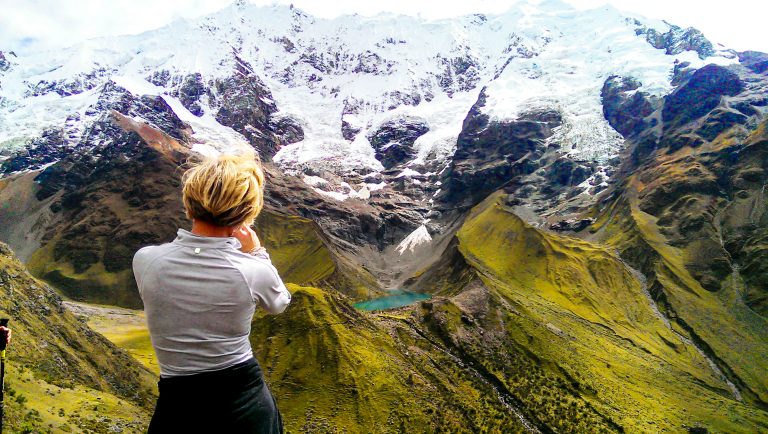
[0,318,9,434]
[147,357,283,434]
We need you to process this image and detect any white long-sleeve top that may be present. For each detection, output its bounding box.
[132,228,291,378]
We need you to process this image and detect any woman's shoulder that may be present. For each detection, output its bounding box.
[132,242,178,272]
[227,250,281,280]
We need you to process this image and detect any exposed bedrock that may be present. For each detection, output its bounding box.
[662,64,744,131]
[738,50,768,74]
[175,72,206,116]
[163,61,305,160]
[601,75,657,138]
[2,80,191,178]
[658,63,768,156]
[367,116,429,169]
[440,88,563,209]
[632,20,715,60]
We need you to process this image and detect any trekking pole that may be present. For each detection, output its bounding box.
[0,318,9,434]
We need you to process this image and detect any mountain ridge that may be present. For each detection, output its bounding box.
[1,1,768,432]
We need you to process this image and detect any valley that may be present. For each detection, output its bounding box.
[1,0,768,432]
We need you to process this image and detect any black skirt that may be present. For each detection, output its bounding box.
[147,358,283,434]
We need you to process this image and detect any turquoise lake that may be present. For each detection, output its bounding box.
[353,291,431,311]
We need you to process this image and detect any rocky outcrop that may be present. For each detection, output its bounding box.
[0,50,12,72]
[2,81,191,178]
[367,116,429,168]
[662,64,744,130]
[1,128,68,174]
[174,72,206,116]
[601,75,657,137]
[341,119,360,141]
[23,67,112,98]
[436,53,482,96]
[632,19,715,60]
[738,51,768,74]
[212,58,304,160]
[28,121,186,307]
[547,157,593,187]
[441,88,562,208]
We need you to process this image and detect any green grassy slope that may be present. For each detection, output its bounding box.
[589,119,768,410]
[250,284,531,433]
[0,242,156,433]
[446,193,768,432]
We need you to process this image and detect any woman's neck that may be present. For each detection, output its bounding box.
[190,220,234,238]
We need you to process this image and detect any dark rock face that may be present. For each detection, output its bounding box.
[0,50,11,72]
[441,88,562,207]
[31,120,185,308]
[2,81,189,178]
[264,164,422,251]
[632,20,715,60]
[671,61,694,86]
[175,73,206,116]
[1,128,68,174]
[211,58,304,160]
[341,120,361,141]
[213,71,280,159]
[662,65,744,129]
[367,117,429,169]
[23,68,112,98]
[601,75,656,138]
[698,109,749,141]
[271,115,305,145]
[738,51,768,74]
[548,157,593,187]
[437,53,481,96]
[549,218,594,232]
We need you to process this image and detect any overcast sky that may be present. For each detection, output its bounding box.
[1,0,765,54]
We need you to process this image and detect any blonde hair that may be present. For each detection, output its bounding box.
[181,152,265,227]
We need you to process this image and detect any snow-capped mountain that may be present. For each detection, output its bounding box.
[0,0,736,209]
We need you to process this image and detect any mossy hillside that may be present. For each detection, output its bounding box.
[452,193,768,432]
[256,209,382,301]
[4,366,150,434]
[257,210,336,285]
[0,242,156,433]
[27,238,139,308]
[250,284,529,433]
[69,301,159,375]
[596,177,768,407]
[419,281,622,433]
[591,117,768,406]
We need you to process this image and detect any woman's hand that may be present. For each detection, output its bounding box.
[233,224,261,253]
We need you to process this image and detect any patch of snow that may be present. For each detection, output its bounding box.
[302,175,330,187]
[0,0,739,178]
[396,224,433,254]
[366,181,387,191]
[312,188,351,201]
[396,168,424,178]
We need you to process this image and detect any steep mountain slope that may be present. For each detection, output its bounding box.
[445,193,767,432]
[0,242,156,433]
[0,0,736,217]
[251,284,531,433]
[248,193,768,432]
[589,61,768,409]
[1,1,768,433]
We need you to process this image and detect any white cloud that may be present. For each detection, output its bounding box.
[1,0,766,54]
